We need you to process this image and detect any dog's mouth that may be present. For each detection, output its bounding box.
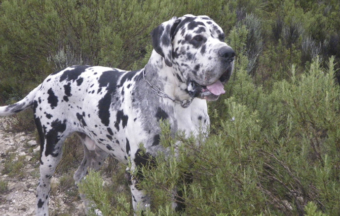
[188,67,231,101]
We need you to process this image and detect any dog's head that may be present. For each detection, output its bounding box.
[151,14,235,101]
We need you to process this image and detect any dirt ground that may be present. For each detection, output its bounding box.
[0,117,85,216]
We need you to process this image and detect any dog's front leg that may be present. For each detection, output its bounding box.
[129,178,151,215]
[127,148,154,215]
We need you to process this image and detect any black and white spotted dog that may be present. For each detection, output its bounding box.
[0,14,234,215]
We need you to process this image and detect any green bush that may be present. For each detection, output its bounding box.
[0,180,8,194]
[78,57,339,215]
[2,153,26,178]
[78,169,131,216]
[1,0,340,215]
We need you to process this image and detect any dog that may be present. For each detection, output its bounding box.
[0,14,235,215]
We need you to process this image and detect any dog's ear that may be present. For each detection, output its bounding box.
[151,17,181,67]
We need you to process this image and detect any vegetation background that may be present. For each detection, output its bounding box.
[0,0,340,215]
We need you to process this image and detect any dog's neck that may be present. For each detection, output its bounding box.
[143,50,194,107]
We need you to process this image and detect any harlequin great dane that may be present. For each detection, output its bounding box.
[0,14,234,215]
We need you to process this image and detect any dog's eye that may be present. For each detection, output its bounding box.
[193,35,204,42]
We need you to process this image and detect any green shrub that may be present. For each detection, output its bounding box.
[2,153,26,178]
[136,57,340,215]
[0,180,8,194]
[76,58,340,215]
[1,0,340,215]
[78,170,131,216]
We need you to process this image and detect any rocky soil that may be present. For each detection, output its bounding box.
[0,118,85,216]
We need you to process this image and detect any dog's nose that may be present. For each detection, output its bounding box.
[218,47,235,62]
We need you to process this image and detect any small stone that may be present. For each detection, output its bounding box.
[18,152,26,157]
[27,140,37,146]
[33,146,40,153]
[18,136,26,142]
[50,177,60,191]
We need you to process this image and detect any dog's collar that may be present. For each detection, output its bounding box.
[142,69,193,108]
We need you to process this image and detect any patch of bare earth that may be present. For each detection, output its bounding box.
[0,118,85,216]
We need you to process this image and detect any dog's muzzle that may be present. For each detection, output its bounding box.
[202,46,235,101]
[187,65,234,101]
[186,46,235,101]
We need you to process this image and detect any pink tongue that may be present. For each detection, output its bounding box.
[207,80,225,95]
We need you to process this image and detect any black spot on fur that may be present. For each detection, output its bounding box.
[185,34,192,42]
[76,77,83,86]
[34,113,45,164]
[97,70,123,126]
[181,28,186,36]
[151,25,165,57]
[213,26,222,36]
[186,53,193,60]
[76,113,87,126]
[59,65,89,82]
[126,138,130,155]
[188,21,205,30]
[45,112,53,119]
[173,17,195,36]
[162,24,171,46]
[37,199,44,208]
[172,49,180,59]
[134,72,143,81]
[152,134,160,146]
[106,145,113,151]
[151,18,181,67]
[194,26,206,34]
[118,70,140,86]
[155,107,169,121]
[114,110,128,130]
[107,127,113,135]
[45,119,67,157]
[176,74,184,83]
[134,149,156,182]
[200,44,206,55]
[47,88,58,109]
[194,64,200,71]
[63,84,71,96]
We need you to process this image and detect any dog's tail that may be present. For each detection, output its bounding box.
[0,85,41,116]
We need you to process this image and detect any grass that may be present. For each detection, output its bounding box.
[1,152,26,178]
[0,180,8,194]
